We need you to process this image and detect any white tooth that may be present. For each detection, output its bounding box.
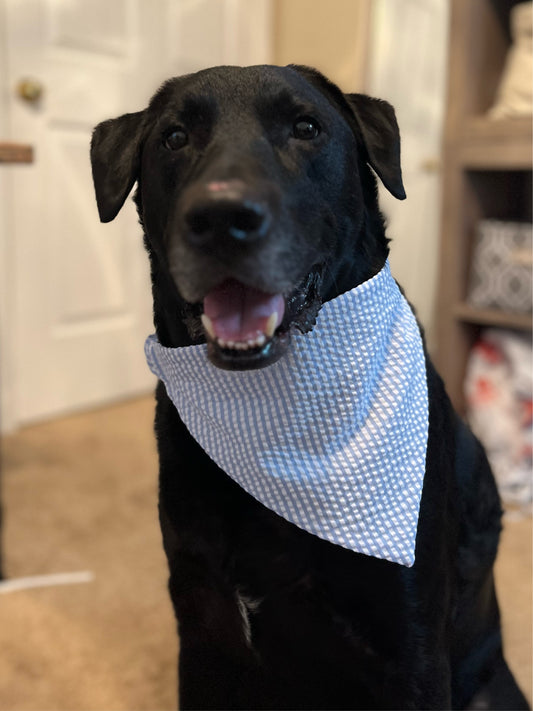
[239,343,248,350]
[265,312,278,338]
[218,338,227,348]
[201,314,216,341]
[227,340,235,349]
[256,333,266,346]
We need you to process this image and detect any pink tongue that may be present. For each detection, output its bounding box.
[203,280,285,342]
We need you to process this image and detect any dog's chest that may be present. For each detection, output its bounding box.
[226,494,412,655]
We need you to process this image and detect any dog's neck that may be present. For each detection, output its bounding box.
[148,252,196,348]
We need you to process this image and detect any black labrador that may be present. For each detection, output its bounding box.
[90,65,529,710]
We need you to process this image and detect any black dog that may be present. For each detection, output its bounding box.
[91,65,529,710]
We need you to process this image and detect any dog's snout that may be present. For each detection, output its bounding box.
[183,178,270,248]
[185,198,267,246]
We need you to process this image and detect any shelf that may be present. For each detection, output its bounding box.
[436,0,533,412]
[0,142,33,164]
[463,116,532,141]
[454,302,532,331]
[456,116,532,169]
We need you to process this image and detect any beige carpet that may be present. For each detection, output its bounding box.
[1,398,177,710]
[0,397,531,709]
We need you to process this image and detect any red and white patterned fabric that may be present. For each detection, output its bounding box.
[465,329,533,508]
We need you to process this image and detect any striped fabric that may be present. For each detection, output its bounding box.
[145,261,428,567]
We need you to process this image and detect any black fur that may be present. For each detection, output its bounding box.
[90,65,529,710]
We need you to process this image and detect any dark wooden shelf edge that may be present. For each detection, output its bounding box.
[454,302,532,331]
[445,116,533,170]
[0,143,33,164]
[463,115,533,139]
[459,150,532,171]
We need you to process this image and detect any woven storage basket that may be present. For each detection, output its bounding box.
[467,219,532,314]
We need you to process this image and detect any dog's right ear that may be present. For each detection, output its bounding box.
[90,111,145,223]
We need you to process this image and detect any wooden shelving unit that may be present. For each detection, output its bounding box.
[435,0,532,413]
[453,302,532,331]
[459,116,532,168]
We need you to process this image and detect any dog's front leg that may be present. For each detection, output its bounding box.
[156,386,263,708]
[166,548,262,710]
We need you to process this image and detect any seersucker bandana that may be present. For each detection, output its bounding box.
[145,261,428,567]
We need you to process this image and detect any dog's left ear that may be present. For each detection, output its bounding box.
[345,93,406,201]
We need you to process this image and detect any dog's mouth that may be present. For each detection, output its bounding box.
[196,269,323,370]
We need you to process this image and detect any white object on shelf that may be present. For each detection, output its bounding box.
[488,2,533,119]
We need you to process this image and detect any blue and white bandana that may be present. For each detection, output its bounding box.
[145,262,428,567]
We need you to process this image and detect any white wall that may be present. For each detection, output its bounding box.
[368,0,449,352]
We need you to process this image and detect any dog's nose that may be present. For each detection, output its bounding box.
[184,192,268,246]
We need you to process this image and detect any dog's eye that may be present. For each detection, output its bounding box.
[163,128,188,151]
[292,117,321,140]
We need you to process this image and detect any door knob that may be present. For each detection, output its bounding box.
[16,78,44,104]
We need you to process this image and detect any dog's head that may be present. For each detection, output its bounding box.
[91,65,405,370]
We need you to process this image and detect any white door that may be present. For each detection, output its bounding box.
[1,0,271,429]
[368,0,449,351]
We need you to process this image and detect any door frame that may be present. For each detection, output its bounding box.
[0,0,16,432]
